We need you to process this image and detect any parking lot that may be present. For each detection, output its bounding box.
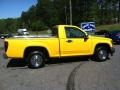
[0,39,120,90]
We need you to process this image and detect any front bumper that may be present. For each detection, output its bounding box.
[110,47,115,56]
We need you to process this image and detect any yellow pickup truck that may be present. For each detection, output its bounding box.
[4,25,115,68]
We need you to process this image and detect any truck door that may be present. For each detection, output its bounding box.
[60,27,92,57]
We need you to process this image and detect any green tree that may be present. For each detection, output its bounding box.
[36,0,60,27]
[31,21,48,31]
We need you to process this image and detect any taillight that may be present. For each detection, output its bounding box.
[4,41,8,52]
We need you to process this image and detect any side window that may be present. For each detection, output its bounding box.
[65,27,86,38]
[51,27,58,37]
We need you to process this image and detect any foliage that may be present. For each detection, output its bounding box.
[31,21,48,31]
[0,18,20,33]
[0,0,120,33]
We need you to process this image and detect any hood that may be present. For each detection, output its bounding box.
[89,35,111,40]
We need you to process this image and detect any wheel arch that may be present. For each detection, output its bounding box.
[24,46,49,61]
[94,43,111,54]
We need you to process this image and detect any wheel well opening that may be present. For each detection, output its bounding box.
[24,47,49,60]
[95,44,111,53]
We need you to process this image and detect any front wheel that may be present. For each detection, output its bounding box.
[27,51,45,69]
[93,46,109,62]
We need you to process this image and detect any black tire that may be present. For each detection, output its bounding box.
[27,51,45,69]
[93,46,109,62]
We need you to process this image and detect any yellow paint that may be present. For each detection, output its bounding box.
[5,25,113,59]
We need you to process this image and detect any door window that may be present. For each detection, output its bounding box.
[65,27,86,38]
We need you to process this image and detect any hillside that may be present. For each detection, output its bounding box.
[96,24,120,31]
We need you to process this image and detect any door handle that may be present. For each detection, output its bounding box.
[66,40,72,43]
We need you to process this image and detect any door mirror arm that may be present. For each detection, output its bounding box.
[84,34,89,40]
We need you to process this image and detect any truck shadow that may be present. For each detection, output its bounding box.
[7,59,27,68]
[47,57,89,65]
[7,57,89,68]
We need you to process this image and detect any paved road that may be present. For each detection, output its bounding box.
[0,39,120,90]
[74,45,120,90]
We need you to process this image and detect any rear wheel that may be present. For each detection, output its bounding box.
[93,46,109,62]
[27,51,45,69]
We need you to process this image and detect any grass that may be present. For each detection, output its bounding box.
[96,24,120,31]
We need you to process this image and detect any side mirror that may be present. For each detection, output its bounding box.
[84,34,89,40]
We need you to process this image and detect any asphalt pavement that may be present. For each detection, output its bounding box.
[0,39,120,90]
[75,45,120,90]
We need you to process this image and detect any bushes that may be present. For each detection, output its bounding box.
[31,21,48,31]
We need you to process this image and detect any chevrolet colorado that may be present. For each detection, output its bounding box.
[4,25,115,68]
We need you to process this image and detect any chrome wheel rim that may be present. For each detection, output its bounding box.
[30,54,42,67]
[98,49,107,60]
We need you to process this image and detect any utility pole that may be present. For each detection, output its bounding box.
[118,0,120,23]
[65,6,68,24]
[69,0,72,25]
